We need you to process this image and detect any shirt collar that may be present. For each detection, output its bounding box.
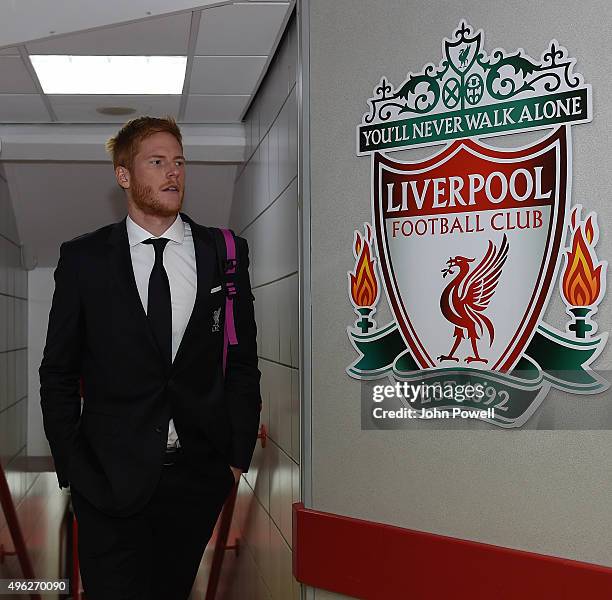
[126,214,185,247]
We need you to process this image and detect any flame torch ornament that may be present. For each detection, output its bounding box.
[349,224,380,333]
[560,206,607,338]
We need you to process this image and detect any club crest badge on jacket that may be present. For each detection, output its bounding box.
[212,307,222,333]
[347,22,608,427]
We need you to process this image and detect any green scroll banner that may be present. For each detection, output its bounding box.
[347,322,608,427]
[358,88,589,154]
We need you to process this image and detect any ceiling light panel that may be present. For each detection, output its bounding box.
[30,55,187,94]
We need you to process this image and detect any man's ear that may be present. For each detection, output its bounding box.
[115,166,130,189]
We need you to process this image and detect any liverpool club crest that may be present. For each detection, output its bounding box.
[347,22,608,427]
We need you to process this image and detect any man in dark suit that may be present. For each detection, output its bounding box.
[39,116,261,600]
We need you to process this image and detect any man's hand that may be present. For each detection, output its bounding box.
[230,466,243,484]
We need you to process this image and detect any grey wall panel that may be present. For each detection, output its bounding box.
[269,439,297,545]
[267,359,293,452]
[268,118,280,209]
[286,24,297,93]
[252,137,270,220]
[7,297,14,349]
[6,327,15,401]
[307,0,612,567]
[251,108,261,162]
[276,92,295,198]
[0,178,19,244]
[290,368,299,461]
[254,284,280,362]
[288,87,298,185]
[290,273,298,368]
[232,162,254,234]
[16,348,26,400]
[0,172,28,494]
[259,51,291,139]
[243,178,298,288]
[246,428,271,513]
[229,12,299,598]
[15,299,22,347]
[277,276,292,365]
[27,267,53,456]
[279,274,299,368]
[0,241,6,293]
[0,354,6,411]
[0,295,6,352]
[245,486,273,590]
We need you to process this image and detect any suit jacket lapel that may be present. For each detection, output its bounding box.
[171,213,215,370]
[107,219,162,363]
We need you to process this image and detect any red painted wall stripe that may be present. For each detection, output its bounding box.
[293,502,612,599]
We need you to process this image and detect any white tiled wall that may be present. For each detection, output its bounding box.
[215,11,300,600]
[27,267,54,456]
[0,170,40,578]
[0,170,28,469]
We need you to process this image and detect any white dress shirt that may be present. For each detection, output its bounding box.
[126,214,197,447]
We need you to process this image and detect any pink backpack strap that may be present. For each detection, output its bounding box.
[218,228,239,375]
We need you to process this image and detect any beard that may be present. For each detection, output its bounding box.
[130,178,184,218]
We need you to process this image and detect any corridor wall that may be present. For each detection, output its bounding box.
[0,168,65,583]
[204,11,301,600]
[0,168,27,476]
[301,1,612,598]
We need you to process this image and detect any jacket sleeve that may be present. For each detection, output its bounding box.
[39,241,83,488]
[225,236,261,472]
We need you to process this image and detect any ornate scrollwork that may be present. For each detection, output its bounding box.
[362,22,586,125]
[479,42,581,102]
[480,50,541,101]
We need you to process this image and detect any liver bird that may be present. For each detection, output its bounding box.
[437,234,509,364]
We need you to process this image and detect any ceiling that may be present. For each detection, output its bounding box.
[0,0,234,48]
[0,1,294,267]
[0,1,292,123]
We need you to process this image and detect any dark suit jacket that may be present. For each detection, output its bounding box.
[39,213,261,516]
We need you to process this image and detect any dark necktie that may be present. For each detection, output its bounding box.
[142,238,172,365]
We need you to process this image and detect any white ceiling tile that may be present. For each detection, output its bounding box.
[189,56,267,95]
[0,47,20,56]
[195,3,290,55]
[0,56,38,93]
[0,94,49,122]
[0,1,237,48]
[183,95,249,122]
[26,13,192,56]
[49,95,181,122]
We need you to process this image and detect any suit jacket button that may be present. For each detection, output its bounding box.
[155,426,163,433]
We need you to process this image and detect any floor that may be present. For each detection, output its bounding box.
[0,463,296,600]
[0,465,70,600]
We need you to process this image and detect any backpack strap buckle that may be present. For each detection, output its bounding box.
[222,257,237,273]
[223,280,238,297]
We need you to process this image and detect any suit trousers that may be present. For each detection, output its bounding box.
[71,450,236,600]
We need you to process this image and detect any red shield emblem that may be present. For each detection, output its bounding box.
[373,126,569,372]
